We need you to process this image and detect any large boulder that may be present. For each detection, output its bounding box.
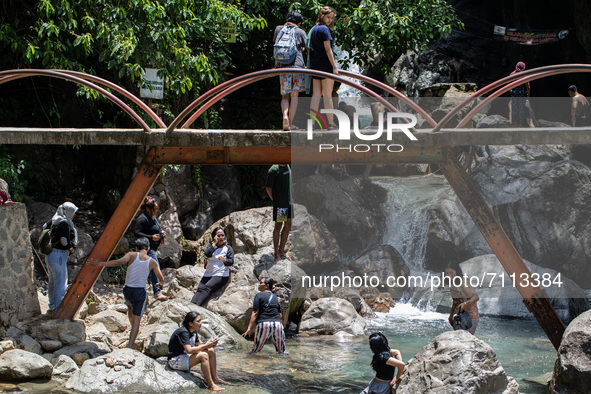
[166,165,242,241]
[409,255,588,321]
[394,330,518,394]
[294,174,388,258]
[417,155,591,288]
[349,244,411,299]
[145,299,247,349]
[290,204,341,274]
[65,348,204,392]
[299,297,365,336]
[30,319,86,347]
[0,349,53,382]
[51,355,79,383]
[155,201,183,269]
[550,309,591,393]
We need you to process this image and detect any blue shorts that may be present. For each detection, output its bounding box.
[123,286,147,317]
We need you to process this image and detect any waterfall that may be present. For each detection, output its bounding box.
[333,46,362,97]
[374,175,452,274]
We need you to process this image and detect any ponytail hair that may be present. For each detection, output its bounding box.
[262,277,275,292]
[140,196,157,213]
[182,311,200,330]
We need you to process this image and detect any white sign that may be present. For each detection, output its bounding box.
[140,68,164,99]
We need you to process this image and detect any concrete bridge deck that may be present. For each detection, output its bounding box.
[1,127,590,147]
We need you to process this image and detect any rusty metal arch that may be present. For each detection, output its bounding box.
[0,69,156,132]
[168,68,436,133]
[433,64,591,132]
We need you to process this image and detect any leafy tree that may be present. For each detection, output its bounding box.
[0,0,267,126]
[289,0,463,74]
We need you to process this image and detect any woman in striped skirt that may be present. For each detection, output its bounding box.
[241,277,287,354]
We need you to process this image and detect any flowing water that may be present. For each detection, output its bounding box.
[10,176,556,393]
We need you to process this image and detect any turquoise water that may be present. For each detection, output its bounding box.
[212,304,555,393]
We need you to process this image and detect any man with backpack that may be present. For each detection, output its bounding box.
[273,11,307,131]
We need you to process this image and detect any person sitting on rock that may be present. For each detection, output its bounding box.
[88,237,165,348]
[361,332,405,393]
[191,227,234,306]
[242,277,287,354]
[167,311,227,391]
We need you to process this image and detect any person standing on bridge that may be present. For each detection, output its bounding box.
[274,11,307,131]
[309,6,339,130]
[508,61,531,128]
[134,196,168,300]
[89,237,165,348]
[43,202,78,314]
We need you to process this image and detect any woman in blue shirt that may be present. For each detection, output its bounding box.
[309,6,339,129]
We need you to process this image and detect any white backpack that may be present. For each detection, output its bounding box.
[273,25,298,65]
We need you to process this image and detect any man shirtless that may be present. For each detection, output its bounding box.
[568,85,589,126]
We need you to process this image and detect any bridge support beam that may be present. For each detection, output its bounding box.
[439,147,565,349]
[54,148,162,320]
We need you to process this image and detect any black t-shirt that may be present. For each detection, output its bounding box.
[372,352,395,380]
[266,165,292,208]
[253,291,281,324]
[44,219,75,250]
[134,213,162,251]
[167,326,199,360]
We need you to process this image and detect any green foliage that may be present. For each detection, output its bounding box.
[104,263,127,285]
[279,0,463,74]
[238,165,263,208]
[1,0,267,124]
[0,146,27,201]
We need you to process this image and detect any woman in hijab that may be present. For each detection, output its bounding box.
[509,61,531,127]
[43,202,78,313]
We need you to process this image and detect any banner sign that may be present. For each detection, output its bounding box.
[493,25,569,45]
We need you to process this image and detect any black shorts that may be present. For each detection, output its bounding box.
[273,206,293,222]
[311,63,334,80]
[123,286,147,317]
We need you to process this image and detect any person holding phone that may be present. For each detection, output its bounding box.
[134,196,168,300]
[191,227,234,306]
[167,311,228,390]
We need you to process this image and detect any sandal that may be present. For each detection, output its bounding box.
[282,119,290,131]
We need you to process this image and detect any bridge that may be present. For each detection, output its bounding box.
[3,65,591,350]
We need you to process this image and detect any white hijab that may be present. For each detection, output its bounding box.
[51,202,78,245]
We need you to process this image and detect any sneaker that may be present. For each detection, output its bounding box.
[328,123,338,130]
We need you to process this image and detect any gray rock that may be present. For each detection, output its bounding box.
[550,309,591,393]
[349,245,411,299]
[299,297,365,336]
[290,204,341,274]
[40,340,63,352]
[141,323,178,358]
[156,201,183,269]
[31,319,86,346]
[0,349,53,382]
[394,330,518,394]
[294,174,388,258]
[54,342,110,366]
[65,348,203,392]
[410,255,588,321]
[476,114,512,128]
[19,335,42,355]
[51,354,79,382]
[146,299,247,349]
[89,310,128,332]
